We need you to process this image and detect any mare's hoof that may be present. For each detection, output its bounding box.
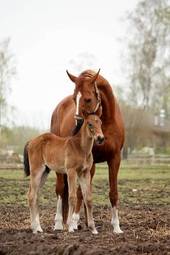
[54,222,64,231]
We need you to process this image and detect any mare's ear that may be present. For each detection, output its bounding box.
[90,69,100,83]
[66,70,77,83]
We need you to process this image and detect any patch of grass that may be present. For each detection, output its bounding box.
[0,170,57,206]
[92,163,170,206]
[0,164,170,207]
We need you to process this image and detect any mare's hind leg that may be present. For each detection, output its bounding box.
[54,173,66,230]
[28,166,45,234]
[54,195,63,230]
[108,153,123,234]
[73,164,96,230]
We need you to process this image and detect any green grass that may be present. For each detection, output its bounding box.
[93,163,170,206]
[0,164,170,207]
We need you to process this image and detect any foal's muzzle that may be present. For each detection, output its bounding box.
[96,135,105,145]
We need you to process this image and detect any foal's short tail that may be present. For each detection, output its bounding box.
[23,142,30,176]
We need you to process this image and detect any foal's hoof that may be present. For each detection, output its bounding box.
[68,226,75,233]
[32,226,43,234]
[113,228,123,234]
[91,229,98,235]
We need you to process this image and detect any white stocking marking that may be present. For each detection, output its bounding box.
[111,207,123,234]
[31,214,43,234]
[54,196,63,230]
[71,212,80,230]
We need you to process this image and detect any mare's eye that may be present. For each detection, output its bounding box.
[88,123,93,129]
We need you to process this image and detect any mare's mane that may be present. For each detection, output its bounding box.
[71,119,84,136]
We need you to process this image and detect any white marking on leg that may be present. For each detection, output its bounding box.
[67,214,79,233]
[92,228,98,235]
[111,206,123,234]
[54,196,63,230]
[68,223,75,233]
[71,212,80,230]
[31,214,43,234]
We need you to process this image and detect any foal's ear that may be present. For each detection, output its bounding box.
[66,70,77,83]
[90,69,100,83]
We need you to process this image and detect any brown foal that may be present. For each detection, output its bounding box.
[24,114,104,234]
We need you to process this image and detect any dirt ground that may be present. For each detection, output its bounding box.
[0,204,170,255]
[0,167,170,255]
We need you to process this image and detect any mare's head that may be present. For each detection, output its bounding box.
[85,114,104,145]
[66,69,102,117]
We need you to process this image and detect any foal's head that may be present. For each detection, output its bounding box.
[66,69,102,117]
[85,114,104,145]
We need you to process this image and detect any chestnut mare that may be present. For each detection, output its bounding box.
[24,114,104,234]
[51,70,125,233]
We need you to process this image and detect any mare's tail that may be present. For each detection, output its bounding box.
[23,142,30,176]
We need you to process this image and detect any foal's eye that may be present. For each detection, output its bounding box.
[88,123,93,129]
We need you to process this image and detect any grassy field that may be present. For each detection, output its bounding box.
[0,163,170,207]
[0,163,170,255]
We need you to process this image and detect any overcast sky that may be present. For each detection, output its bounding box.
[0,0,138,129]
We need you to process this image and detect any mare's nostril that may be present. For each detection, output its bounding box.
[84,98,92,104]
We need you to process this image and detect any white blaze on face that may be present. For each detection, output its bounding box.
[76,92,81,115]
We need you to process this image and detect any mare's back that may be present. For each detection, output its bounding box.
[51,95,76,137]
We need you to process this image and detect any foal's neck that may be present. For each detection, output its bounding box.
[79,123,93,156]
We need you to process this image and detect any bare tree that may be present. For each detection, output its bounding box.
[126,0,170,114]
[0,38,16,132]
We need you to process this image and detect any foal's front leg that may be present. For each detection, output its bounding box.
[67,168,77,232]
[78,170,98,234]
[73,164,96,230]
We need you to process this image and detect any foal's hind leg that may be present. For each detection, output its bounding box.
[108,153,123,234]
[54,174,66,230]
[28,167,45,234]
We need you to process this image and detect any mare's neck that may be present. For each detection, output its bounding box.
[99,84,115,122]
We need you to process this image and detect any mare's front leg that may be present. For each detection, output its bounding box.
[78,169,98,234]
[54,173,65,230]
[73,164,96,230]
[67,168,77,232]
[108,153,123,234]
[28,168,45,234]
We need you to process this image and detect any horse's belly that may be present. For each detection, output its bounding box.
[47,163,67,174]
